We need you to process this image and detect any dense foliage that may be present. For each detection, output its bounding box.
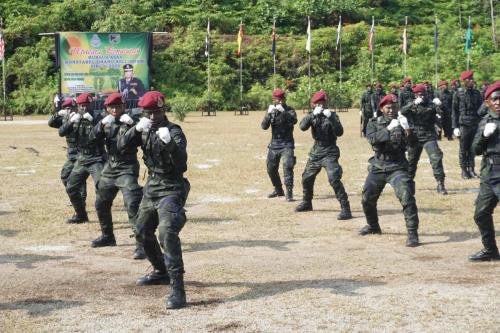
[0,0,498,116]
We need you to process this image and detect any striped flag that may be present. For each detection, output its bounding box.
[205,19,210,57]
[0,30,4,61]
[336,16,342,50]
[402,18,407,55]
[369,16,375,52]
[434,16,438,53]
[271,24,276,55]
[306,16,311,52]
[465,17,472,53]
[237,21,243,57]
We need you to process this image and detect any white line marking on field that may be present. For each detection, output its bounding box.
[195,164,213,169]
[199,195,240,203]
[245,188,260,194]
[23,245,71,252]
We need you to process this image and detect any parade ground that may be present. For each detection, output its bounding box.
[0,110,499,332]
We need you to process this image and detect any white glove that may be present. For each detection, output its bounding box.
[436,114,441,119]
[275,104,285,112]
[359,110,362,116]
[432,98,442,106]
[453,128,460,137]
[69,113,81,123]
[83,112,93,122]
[414,97,423,105]
[101,114,115,126]
[312,106,323,115]
[156,127,171,144]
[135,117,152,132]
[397,115,409,130]
[483,123,497,138]
[58,109,69,117]
[387,119,400,131]
[322,109,332,117]
[267,105,276,114]
[373,112,378,118]
[119,114,134,125]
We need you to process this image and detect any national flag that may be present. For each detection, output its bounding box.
[0,31,4,61]
[336,16,342,51]
[465,18,472,53]
[369,16,375,52]
[434,16,438,53]
[205,19,210,57]
[271,24,276,55]
[402,17,407,55]
[237,21,243,57]
[306,16,311,52]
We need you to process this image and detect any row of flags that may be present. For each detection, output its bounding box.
[203,18,475,58]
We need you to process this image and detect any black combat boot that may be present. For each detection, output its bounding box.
[133,242,147,260]
[91,234,116,248]
[461,168,471,179]
[285,186,293,202]
[436,181,448,195]
[337,202,352,220]
[406,230,419,247]
[166,274,187,309]
[468,167,478,178]
[136,269,170,286]
[468,248,500,262]
[408,180,416,196]
[359,224,382,235]
[268,187,285,198]
[66,212,89,224]
[295,200,312,212]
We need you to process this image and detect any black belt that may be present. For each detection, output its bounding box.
[80,148,99,155]
[376,153,403,162]
[314,141,332,147]
[487,155,500,165]
[108,155,136,163]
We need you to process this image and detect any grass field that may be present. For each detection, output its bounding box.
[0,110,499,332]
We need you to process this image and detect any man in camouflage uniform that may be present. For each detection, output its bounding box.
[360,83,375,137]
[360,94,420,247]
[59,93,105,223]
[480,81,489,99]
[469,81,500,261]
[118,91,190,309]
[451,79,461,95]
[49,97,87,207]
[261,89,297,201]
[390,85,399,96]
[295,91,352,220]
[88,93,145,259]
[401,84,448,195]
[398,77,414,110]
[372,82,386,117]
[452,70,483,179]
[435,80,454,140]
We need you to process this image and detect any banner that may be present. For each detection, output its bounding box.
[59,32,150,98]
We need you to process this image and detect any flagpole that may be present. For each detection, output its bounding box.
[491,0,497,49]
[307,16,311,104]
[467,16,470,70]
[339,16,342,93]
[403,16,407,78]
[273,18,276,90]
[207,18,211,113]
[434,15,439,89]
[371,16,374,84]
[0,18,6,121]
[239,20,243,113]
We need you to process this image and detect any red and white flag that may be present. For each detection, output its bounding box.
[369,17,374,52]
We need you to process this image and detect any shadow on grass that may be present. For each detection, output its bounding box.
[0,229,19,237]
[189,278,385,304]
[184,240,298,253]
[382,231,497,244]
[189,217,238,224]
[0,210,14,216]
[0,254,72,269]
[377,207,451,215]
[0,298,85,317]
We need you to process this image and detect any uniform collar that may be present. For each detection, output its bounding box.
[488,108,500,119]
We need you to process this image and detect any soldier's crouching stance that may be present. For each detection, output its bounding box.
[118,91,190,309]
[469,82,500,261]
[360,94,420,247]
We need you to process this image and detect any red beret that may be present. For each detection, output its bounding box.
[139,91,165,110]
[375,82,383,88]
[311,90,327,104]
[76,93,93,105]
[438,80,448,88]
[61,98,75,108]
[412,84,426,93]
[482,80,489,86]
[379,94,396,108]
[451,79,459,85]
[391,85,398,89]
[460,70,473,81]
[104,93,125,106]
[272,89,286,99]
[484,81,500,99]
[403,77,412,84]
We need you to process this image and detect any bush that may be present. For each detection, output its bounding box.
[169,95,192,122]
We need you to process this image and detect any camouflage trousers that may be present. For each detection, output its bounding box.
[407,140,445,181]
[267,147,296,188]
[442,112,453,139]
[135,194,187,276]
[459,124,478,170]
[474,173,500,250]
[61,158,87,202]
[66,160,103,216]
[95,174,143,236]
[301,154,349,206]
[362,169,419,231]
